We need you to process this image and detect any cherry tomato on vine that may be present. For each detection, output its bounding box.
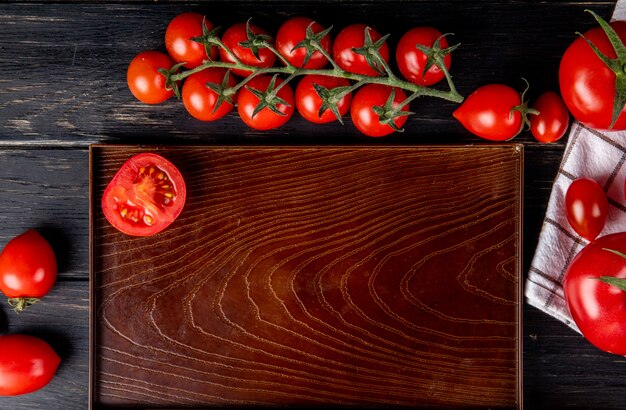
[295,75,352,124]
[238,75,295,130]
[220,22,276,77]
[529,91,570,143]
[453,84,524,141]
[350,84,408,137]
[564,232,626,355]
[182,68,237,122]
[332,24,389,76]
[0,230,57,312]
[127,51,176,104]
[565,177,608,241]
[102,153,187,237]
[276,17,332,69]
[165,12,217,69]
[0,334,61,396]
[396,27,451,86]
[559,19,626,130]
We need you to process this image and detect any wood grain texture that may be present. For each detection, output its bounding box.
[90,145,522,408]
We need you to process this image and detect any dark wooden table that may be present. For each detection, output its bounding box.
[0,1,624,408]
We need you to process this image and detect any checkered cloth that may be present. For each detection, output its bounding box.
[524,0,626,331]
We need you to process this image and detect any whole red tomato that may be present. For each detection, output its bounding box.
[332,24,389,76]
[559,19,626,130]
[0,230,57,312]
[182,67,237,122]
[127,51,175,104]
[295,75,352,124]
[396,27,451,86]
[564,232,626,355]
[530,91,570,143]
[102,153,187,237]
[565,178,608,241]
[237,75,295,130]
[276,17,331,69]
[350,84,408,137]
[165,12,217,69]
[0,334,61,396]
[220,22,276,77]
[453,84,523,141]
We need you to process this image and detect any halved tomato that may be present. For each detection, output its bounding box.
[101,153,186,236]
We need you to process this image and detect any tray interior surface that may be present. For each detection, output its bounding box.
[90,145,523,408]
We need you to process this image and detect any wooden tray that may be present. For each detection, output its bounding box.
[89,145,523,408]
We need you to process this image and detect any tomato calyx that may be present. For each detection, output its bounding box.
[577,10,626,128]
[203,70,237,113]
[351,27,391,76]
[596,248,626,292]
[414,33,460,81]
[238,18,274,62]
[291,22,334,68]
[371,88,413,132]
[8,297,39,314]
[246,74,292,117]
[511,79,540,133]
[189,19,223,62]
[157,62,186,99]
[311,82,353,124]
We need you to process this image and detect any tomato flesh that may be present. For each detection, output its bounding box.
[102,153,186,236]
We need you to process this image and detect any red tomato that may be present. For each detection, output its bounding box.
[102,153,187,236]
[530,91,570,143]
[453,84,523,141]
[332,24,389,76]
[127,51,175,104]
[182,68,237,122]
[564,232,626,355]
[295,75,352,124]
[0,230,56,312]
[396,27,451,86]
[276,17,331,69]
[237,75,294,130]
[219,22,276,77]
[0,334,60,396]
[559,20,626,130]
[565,178,608,241]
[165,12,217,69]
[350,84,408,137]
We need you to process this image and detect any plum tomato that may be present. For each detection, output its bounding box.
[0,230,57,312]
[295,75,352,124]
[453,84,523,141]
[237,75,295,130]
[0,334,61,396]
[182,67,237,122]
[165,12,217,69]
[559,19,626,130]
[102,153,187,236]
[564,232,626,355]
[127,51,176,104]
[565,177,608,241]
[276,17,332,69]
[350,84,408,137]
[530,91,570,143]
[332,24,389,76]
[220,22,276,77]
[396,27,451,86]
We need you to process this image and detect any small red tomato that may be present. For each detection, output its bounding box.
[350,84,408,137]
[182,67,237,122]
[220,22,276,77]
[530,91,570,143]
[165,12,217,69]
[237,75,295,130]
[396,27,451,86]
[102,153,187,237]
[127,51,175,104]
[276,17,331,69]
[332,24,389,76]
[0,230,57,312]
[0,334,61,396]
[295,75,352,124]
[565,178,608,241]
[453,84,523,141]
